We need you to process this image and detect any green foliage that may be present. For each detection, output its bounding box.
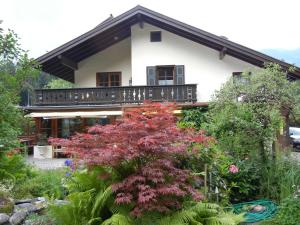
[50,164,244,225]
[24,213,56,225]
[101,214,134,225]
[49,167,117,225]
[50,189,96,225]
[0,83,23,150]
[0,22,39,151]
[179,64,300,205]
[12,169,66,199]
[290,80,300,126]
[65,167,112,193]
[260,153,300,202]
[211,158,260,203]
[178,107,208,129]
[272,195,300,225]
[0,154,33,193]
[0,191,14,213]
[204,103,262,158]
[0,154,32,180]
[154,202,244,225]
[44,78,75,89]
[206,63,294,160]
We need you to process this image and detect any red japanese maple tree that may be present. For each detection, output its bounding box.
[50,103,214,216]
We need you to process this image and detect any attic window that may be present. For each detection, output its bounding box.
[233,72,251,84]
[150,31,161,42]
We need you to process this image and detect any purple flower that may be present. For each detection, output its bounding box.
[70,164,76,171]
[65,172,71,177]
[64,159,72,167]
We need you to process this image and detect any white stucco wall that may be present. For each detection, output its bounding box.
[131,23,258,102]
[74,37,132,87]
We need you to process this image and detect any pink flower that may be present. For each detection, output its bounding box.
[229,164,239,174]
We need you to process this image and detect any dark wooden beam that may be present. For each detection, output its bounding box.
[137,13,144,29]
[58,55,78,70]
[74,32,130,62]
[219,47,227,60]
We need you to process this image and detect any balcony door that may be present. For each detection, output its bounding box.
[146,65,184,86]
[157,66,175,85]
[96,72,121,87]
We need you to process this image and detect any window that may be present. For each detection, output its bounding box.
[233,72,251,84]
[157,66,174,85]
[146,65,185,86]
[96,72,121,87]
[150,31,161,42]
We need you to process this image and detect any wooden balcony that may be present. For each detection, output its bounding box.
[33,84,197,106]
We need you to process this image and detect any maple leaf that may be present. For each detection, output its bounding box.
[50,102,213,216]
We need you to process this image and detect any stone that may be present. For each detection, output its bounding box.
[9,211,27,225]
[54,199,69,205]
[0,213,9,224]
[14,203,38,213]
[35,197,46,203]
[33,201,47,211]
[14,199,33,205]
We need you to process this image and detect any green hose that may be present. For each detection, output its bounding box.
[232,199,277,223]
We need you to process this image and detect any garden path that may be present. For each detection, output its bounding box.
[26,156,68,170]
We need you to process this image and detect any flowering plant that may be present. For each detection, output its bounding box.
[229,164,239,174]
[50,103,214,216]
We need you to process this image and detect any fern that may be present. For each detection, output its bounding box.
[49,189,95,225]
[158,209,198,225]
[101,213,135,225]
[155,203,244,225]
[91,186,113,217]
[193,203,244,225]
[88,217,103,225]
[66,167,110,193]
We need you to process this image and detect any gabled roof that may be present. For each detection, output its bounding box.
[37,5,300,82]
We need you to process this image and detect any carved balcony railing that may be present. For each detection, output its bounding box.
[33,84,197,106]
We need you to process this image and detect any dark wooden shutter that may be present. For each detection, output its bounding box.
[175,65,185,85]
[147,66,157,85]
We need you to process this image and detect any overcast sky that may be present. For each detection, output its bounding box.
[1,0,299,58]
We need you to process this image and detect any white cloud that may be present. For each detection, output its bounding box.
[1,0,299,58]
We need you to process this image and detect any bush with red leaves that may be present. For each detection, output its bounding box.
[50,103,214,216]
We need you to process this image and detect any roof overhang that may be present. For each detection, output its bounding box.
[37,5,300,81]
[25,111,123,119]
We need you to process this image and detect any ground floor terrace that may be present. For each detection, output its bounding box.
[22,102,206,159]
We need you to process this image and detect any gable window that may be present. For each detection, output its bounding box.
[233,72,251,84]
[150,31,161,42]
[146,65,185,86]
[96,72,121,87]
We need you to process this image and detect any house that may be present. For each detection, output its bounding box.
[24,5,300,142]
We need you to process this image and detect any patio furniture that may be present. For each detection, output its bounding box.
[33,145,53,159]
[52,145,67,158]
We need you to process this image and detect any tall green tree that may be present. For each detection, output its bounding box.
[205,63,296,160]
[0,21,39,152]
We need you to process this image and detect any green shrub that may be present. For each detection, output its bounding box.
[50,166,244,225]
[211,157,260,204]
[260,154,300,202]
[272,195,300,225]
[0,154,34,183]
[12,169,66,199]
[25,213,56,225]
[178,106,208,129]
[49,168,115,225]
